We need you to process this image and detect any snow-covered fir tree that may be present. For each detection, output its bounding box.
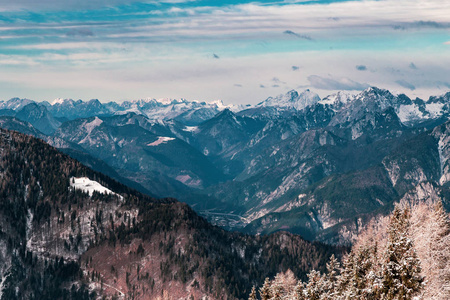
[409,199,450,299]
[380,206,423,299]
[260,277,273,300]
[249,286,257,300]
[321,254,340,299]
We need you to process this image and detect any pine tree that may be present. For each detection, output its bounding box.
[320,254,340,299]
[433,200,450,237]
[294,280,306,300]
[431,200,450,298]
[422,200,450,299]
[303,270,323,300]
[271,279,283,300]
[269,269,297,299]
[354,242,383,299]
[259,277,272,300]
[381,206,423,300]
[248,286,257,300]
[337,251,358,299]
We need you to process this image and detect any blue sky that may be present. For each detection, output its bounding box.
[0,0,449,104]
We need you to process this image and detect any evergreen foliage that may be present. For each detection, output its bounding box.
[381,207,423,299]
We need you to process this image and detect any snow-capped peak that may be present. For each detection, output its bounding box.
[319,91,354,106]
[52,98,66,105]
[154,98,177,105]
[51,98,77,106]
[257,89,320,110]
[354,87,398,110]
[0,98,35,111]
[210,99,226,109]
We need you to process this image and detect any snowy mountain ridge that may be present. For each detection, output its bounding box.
[256,89,321,111]
[3,87,450,126]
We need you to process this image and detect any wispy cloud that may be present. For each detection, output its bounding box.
[308,75,370,91]
[66,28,94,37]
[396,79,416,91]
[412,21,450,29]
[409,62,418,70]
[0,0,185,11]
[271,77,285,84]
[0,54,39,66]
[392,21,450,30]
[436,81,450,89]
[6,42,120,50]
[356,65,367,71]
[283,30,312,41]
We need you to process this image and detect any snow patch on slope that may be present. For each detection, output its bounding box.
[26,209,33,250]
[183,126,198,132]
[70,177,121,198]
[84,117,103,134]
[257,89,320,111]
[319,91,354,107]
[0,272,8,299]
[426,103,445,118]
[79,117,103,144]
[52,98,66,105]
[383,160,401,187]
[147,136,175,146]
[396,104,423,123]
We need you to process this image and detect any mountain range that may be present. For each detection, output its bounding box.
[1,87,450,245]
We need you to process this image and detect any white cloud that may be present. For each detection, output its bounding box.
[0,0,192,11]
[0,55,39,66]
[308,75,370,90]
[7,42,111,50]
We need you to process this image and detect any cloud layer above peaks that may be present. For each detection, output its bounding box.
[0,0,449,103]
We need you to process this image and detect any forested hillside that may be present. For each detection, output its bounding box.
[0,128,342,299]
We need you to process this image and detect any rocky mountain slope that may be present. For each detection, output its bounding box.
[2,87,450,245]
[0,128,341,299]
[52,114,227,197]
